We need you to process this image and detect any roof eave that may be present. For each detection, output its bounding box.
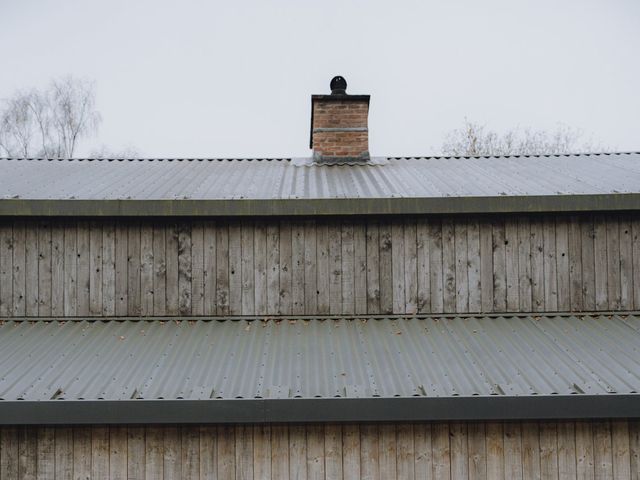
[1,395,638,425]
[1,193,639,217]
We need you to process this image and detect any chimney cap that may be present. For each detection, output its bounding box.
[330,76,347,95]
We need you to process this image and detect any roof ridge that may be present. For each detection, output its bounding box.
[387,151,640,160]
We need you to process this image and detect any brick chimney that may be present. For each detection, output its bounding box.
[310,76,370,162]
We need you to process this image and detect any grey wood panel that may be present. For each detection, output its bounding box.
[1,213,638,318]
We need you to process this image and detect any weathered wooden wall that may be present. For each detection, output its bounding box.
[0,213,638,317]
[0,420,638,479]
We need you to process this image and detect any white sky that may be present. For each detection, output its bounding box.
[2,0,639,157]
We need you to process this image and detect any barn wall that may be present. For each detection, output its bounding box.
[0,420,638,479]
[0,213,638,317]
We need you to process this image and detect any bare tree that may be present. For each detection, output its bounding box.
[441,119,605,156]
[0,76,101,158]
[90,144,141,159]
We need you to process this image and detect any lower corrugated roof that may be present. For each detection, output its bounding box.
[1,314,639,402]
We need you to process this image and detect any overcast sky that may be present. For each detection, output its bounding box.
[2,0,639,157]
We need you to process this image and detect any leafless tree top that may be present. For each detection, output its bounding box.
[0,76,101,158]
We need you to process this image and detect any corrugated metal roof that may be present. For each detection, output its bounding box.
[1,314,638,402]
[1,153,639,201]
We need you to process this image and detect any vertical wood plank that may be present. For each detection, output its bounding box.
[278,221,292,315]
[540,422,559,480]
[522,422,541,480]
[178,222,193,315]
[568,216,584,312]
[110,426,128,480]
[203,221,217,316]
[341,221,355,315]
[89,221,103,316]
[165,223,180,315]
[127,223,142,316]
[140,223,155,316]
[633,219,640,311]
[145,426,164,480]
[416,219,431,313]
[606,218,622,310]
[379,424,397,480]
[153,224,167,316]
[455,220,469,313]
[18,427,37,480]
[303,220,317,315]
[396,424,414,480]
[37,221,52,316]
[429,219,444,314]
[480,219,494,312]
[530,218,545,312]
[1,427,19,480]
[254,221,268,316]
[486,422,505,480]
[50,225,64,317]
[240,221,255,316]
[343,424,360,480]
[12,221,26,316]
[517,217,532,312]
[442,219,456,313]
[404,219,419,314]
[114,223,128,316]
[575,421,594,480]
[354,221,368,315]
[468,422,487,480]
[468,219,482,313]
[199,425,217,480]
[266,223,280,315]
[217,425,235,480]
[432,423,451,480]
[505,218,520,311]
[163,425,182,480]
[182,425,200,480]
[307,425,324,480]
[629,420,639,480]
[25,223,39,316]
[291,222,305,316]
[360,424,380,480]
[55,427,73,480]
[62,221,78,317]
[254,425,271,480]
[414,423,432,480]
[271,425,289,480]
[76,222,90,317]
[102,222,116,316]
[36,427,55,480]
[379,222,393,314]
[0,222,13,316]
[581,216,596,311]
[216,223,230,316]
[329,223,342,315]
[191,221,205,316]
[593,216,608,310]
[91,427,110,479]
[611,420,630,480]
[228,221,242,315]
[366,221,381,314]
[492,220,507,312]
[558,422,577,480]
[504,422,523,480]
[450,422,469,480]
[316,221,329,315]
[593,421,613,480]
[128,426,146,480]
[619,217,634,310]
[556,218,571,311]
[543,218,559,312]
[324,424,342,480]
[288,425,307,480]
[391,220,405,314]
[235,425,253,480]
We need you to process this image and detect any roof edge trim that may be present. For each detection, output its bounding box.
[1,395,638,425]
[1,194,639,217]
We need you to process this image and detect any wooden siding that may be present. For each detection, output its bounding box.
[0,420,638,479]
[0,213,638,317]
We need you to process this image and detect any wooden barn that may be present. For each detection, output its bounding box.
[1,78,640,479]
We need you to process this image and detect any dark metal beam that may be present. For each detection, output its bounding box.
[1,194,639,217]
[1,395,638,425]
